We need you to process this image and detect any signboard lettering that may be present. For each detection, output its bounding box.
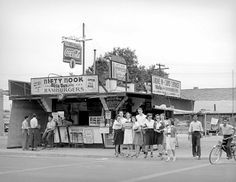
[105,96,123,110]
[63,41,82,64]
[31,75,98,95]
[152,75,181,97]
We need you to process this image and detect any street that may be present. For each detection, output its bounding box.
[0,153,235,182]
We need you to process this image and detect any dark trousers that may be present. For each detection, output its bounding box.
[22,129,29,150]
[42,130,54,147]
[223,135,233,158]
[29,128,39,149]
[192,131,201,157]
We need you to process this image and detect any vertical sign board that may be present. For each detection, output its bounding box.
[151,75,181,97]
[63,41,82,64]
[110,55,127,81]
[111,61,127,81]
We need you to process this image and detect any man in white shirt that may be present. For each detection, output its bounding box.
[21,116,29,150]
[219,119,235,159]
[188,114,203,159]
[29,113,39,150]
[42,114,56,149]
[136,107,146,126]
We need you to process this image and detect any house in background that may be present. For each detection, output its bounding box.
[176,87,236,134]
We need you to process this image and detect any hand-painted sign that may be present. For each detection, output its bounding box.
[111,61,127,81]
[110,55,127,81]
[31,75,98,95]
[63,41,82,64]
[152,75,181,97]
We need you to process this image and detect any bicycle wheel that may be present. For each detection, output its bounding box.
[209,146,222,164]
[231,144,236,161]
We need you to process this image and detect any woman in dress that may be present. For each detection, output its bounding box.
[165,119,177,161]
[132,116,143,157]
[112,115,123,157]
[123,112,133,157]
[143,113,155,158]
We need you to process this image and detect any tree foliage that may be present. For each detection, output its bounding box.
[86,47,168,91]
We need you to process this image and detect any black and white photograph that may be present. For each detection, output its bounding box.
[0,0,235,181]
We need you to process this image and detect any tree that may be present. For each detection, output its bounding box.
[86,47,169,91]
[86,56,109,85]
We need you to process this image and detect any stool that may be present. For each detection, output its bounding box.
[70,132,84,148]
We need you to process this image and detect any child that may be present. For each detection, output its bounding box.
[123,112,133,157]
[165,119,177,161]
[132,116,143,158]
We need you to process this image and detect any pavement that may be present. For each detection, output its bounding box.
[0,134,223,159]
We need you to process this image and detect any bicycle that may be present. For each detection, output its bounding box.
[209,135,236,164]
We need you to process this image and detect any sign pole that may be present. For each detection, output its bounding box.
[82,23,85,75]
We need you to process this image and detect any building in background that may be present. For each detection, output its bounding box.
[175,87,236,135]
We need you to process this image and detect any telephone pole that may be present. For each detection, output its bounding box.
[232,70,235,118]
[82,23,92,75]
[155,63,169,77]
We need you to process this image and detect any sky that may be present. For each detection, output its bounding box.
[0,0,236,109]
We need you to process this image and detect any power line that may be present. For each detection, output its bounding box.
[155,63,169,77]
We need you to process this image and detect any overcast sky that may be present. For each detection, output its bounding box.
[0,0,236,109]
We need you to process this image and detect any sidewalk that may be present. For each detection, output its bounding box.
[0,135,221,159]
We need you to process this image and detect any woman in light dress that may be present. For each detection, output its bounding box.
[132,116,143,157]
[123,112,133,157]
[164,119,177,161]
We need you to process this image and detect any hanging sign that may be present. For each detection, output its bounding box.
[105,96,124,110]
[63,41,82,65]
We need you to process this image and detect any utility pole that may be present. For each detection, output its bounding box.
[82,23,92,75]
[93,49,96,74]
[155,63,169,77]
[232,70,235,119]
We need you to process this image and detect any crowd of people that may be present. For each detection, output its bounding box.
[21,108,235,161]
[112,107,178,161]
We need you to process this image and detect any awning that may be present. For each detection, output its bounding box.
[153,104,174,111]
[173,109,195,115]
